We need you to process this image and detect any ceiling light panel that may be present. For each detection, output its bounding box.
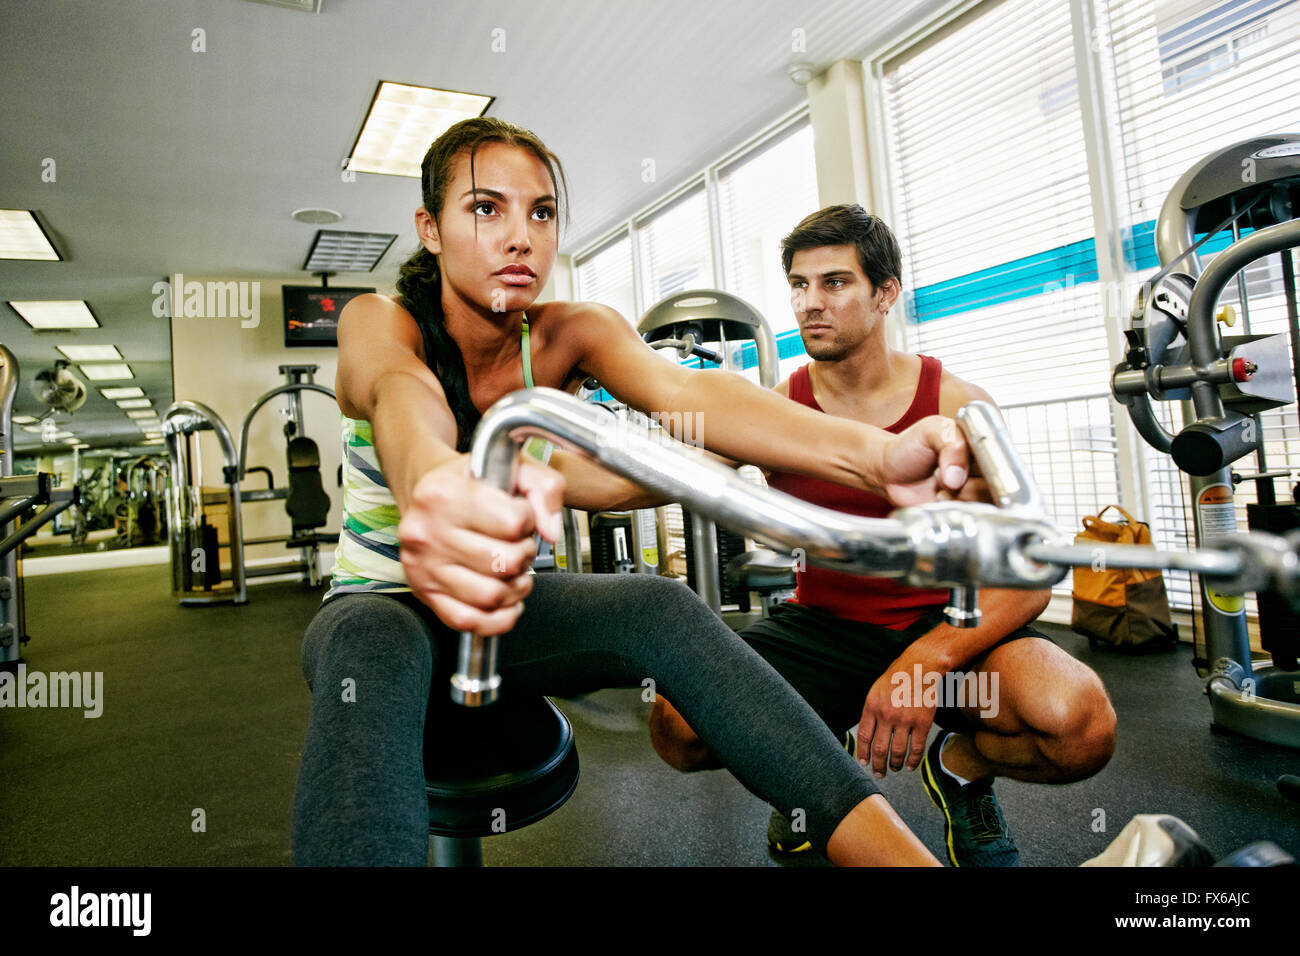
[58,344,122,362]
[79,364,134,381]
[0,210,60,260]
[346,82,492,178]
[10,300,98,329]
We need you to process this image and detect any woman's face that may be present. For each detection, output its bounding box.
[421,142,559,318]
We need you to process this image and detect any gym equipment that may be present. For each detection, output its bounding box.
[0,345,79,667]
[1112,133,1300,747]
[162,364,338,605]
[447,387,1300,708]
[639,289,784,617]
[424,694,579,866]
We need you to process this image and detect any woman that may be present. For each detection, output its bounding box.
[292,117,968,866]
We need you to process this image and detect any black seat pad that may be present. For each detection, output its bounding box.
[726,549,798,591]
[285,436,330,530]
[425,695,579,837]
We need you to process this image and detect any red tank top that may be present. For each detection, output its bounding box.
[767,355,950,629]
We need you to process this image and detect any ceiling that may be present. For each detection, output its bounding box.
[0,0,944,454]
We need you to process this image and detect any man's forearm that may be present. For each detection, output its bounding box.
[897,589,1053,673]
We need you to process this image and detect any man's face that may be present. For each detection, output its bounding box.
[787,245,894,361]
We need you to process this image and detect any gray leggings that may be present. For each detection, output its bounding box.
[291,573,879,864]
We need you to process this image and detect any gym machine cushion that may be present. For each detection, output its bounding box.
[285,436,331,536]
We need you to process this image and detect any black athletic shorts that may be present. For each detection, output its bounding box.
[738,601,1056,740]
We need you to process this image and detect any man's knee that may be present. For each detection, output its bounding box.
[989,641,1117,780]
[1055,675,1117,780]
[1026,668,1116,781]
[649,696,720,773]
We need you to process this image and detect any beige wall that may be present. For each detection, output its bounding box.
[169,277,370,561]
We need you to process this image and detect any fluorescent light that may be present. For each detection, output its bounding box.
[303,229,397,272]
[10,301,98,329]
[52,431,73,439]
[241,0,322,12]
[100,387,144,399]
[144,432,162,438]
[0,210,61,260]
[126,410,157,419]
[58,344,122,362]
[22,425,45,434]
[142,438,165,445]
[62,437,80,445]
[13,415,36,424]
[345,81,493,178]
[116,399,152,409]
[79,364,133,381]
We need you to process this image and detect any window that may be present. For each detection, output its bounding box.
[573,231,636,324]
[1102,0,1300,615]
[882,0,1106,408]
[717,122,820,343]
[571,111,817,383]
[635,187,713,311]
[876,0,1300,621]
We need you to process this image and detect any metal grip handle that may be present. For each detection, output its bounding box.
[956,401,1043,514]
[449,435,523,707]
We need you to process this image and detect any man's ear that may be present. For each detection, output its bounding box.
[416,207,442,255]
[879,277,901,313]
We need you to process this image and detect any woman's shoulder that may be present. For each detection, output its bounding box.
[341,292,410,319]
[529,300,632,334]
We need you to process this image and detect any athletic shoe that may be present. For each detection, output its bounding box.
[767,729,859,856]
[766,807,814,855]
[920,731,1020,867]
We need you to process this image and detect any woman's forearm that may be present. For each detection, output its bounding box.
[666,368,887,492]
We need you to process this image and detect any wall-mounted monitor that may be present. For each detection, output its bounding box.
[282,285,374,348]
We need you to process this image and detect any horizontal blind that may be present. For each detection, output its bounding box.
[882,0,1110,407]
[717,122,819,341]
[636,187,713,313]
[574,231,637,324]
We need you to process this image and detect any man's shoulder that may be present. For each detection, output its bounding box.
[935,364,996,417]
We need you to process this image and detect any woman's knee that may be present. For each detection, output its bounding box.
[302,595,435,691]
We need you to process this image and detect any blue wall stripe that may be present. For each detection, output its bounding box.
[912,219,1245,323]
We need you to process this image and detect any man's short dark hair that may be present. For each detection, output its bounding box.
[780,204,902,291]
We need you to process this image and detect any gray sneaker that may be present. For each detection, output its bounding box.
[920,731,1020,867]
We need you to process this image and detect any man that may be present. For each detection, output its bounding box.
[648,204,1117,866]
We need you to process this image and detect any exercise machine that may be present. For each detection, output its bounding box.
[0,345,80,668]
[419,386,1300,864]
[162,364,338,605]
[1112,133,1300,748]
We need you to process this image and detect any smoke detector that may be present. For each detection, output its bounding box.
[292,208,343,224]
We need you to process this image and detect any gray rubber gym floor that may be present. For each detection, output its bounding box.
[2,564,1297,866]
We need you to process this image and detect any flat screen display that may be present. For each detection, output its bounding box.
[282,286,374,347]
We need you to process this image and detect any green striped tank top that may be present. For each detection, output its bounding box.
[325,316,550,600]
